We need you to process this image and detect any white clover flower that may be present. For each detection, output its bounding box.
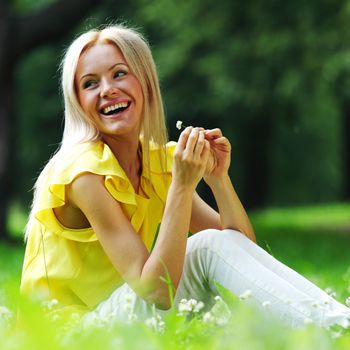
[202,311,215,324]
[239,289,252,301]
[123,303,133,313]
[178,299,192,315]
[125,293,133,303]
[188,299,199,310]
[50,314,60,322]
[145,313,165,333]
[210,296,231,326]
[0,306,13,323]
[262,301,271,308]
[176,120,183,130]
[194,301,205,313]
[214,295,222,303]
[83,313,100,328]
[303,318,313,325]
[41,298,59,311]
[345,297,350,307]
[215,316,229,327]
[325,287,337,298]
[178,298,205,316]
[128,313,138,323]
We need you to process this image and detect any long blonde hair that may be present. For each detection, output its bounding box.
[25,24,168,239]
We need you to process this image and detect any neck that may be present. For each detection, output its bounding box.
[102,134,142,179]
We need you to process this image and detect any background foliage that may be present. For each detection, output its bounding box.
[1,1,350,347]
[9,0,350,218]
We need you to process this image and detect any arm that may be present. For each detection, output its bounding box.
[193,128,256,242]
[205,173,256,242]
[68,127,210,309]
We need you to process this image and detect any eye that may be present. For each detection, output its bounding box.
[114,70,127,78]
[82,80,97,89]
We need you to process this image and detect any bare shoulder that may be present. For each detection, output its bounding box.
[67,172,106,206]
[54,173,106,229]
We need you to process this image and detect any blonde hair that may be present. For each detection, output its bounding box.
[25,24,168,239]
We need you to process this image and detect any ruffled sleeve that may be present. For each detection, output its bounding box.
[148,141,177,204]
[31,140,177,243]
[32,141,137,242]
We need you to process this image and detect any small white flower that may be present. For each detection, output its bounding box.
[345,297,350,307]
[194,301,205,313]
[210,296,231,326]
[262,301,271,308]
[239,289,252,300]
[176,120,183,130]
[325,287,337,298]
[128,313,138,323]
[51,314,60,322]
[202,311,215,324]
[215,316,229,326]
[123,303,133,313]
[303,318,313,325]
[41,298,59,311]
[178,299,192,315]
[125,293,133,303]
[214,295,222,302]
[0,306,13,323]
[145,313,165,333]
[178,298,204,315]
[284,298,292,305]
[145,316,157,328]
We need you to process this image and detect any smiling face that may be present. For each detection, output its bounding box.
[75,42,144,141]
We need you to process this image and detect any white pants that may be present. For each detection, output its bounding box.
[84,229,350,328]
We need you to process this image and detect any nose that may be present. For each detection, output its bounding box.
[100,79,120,99]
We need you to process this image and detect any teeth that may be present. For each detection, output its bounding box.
[103,102,128,114]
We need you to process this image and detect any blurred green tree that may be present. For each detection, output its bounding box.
[7,0,350,241]
[0,0,100,240]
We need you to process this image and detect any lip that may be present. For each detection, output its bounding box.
[99,99,131,120]
[98,98,131,112]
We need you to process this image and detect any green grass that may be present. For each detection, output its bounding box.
[1,202,350,349]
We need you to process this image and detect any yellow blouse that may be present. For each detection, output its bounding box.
[20,140,176,314]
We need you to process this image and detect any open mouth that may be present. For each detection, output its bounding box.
[100,101,131,116]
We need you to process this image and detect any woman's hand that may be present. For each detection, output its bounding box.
[203,128,232,183]
[173,127,210,191]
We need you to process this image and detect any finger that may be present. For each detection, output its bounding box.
[184,127,200,154]
[201,139,211,163]
[212,136,230,145]
[204,128,223,140]
[193,131,205,160]
[177,126,193,150]
[212,136,232,151]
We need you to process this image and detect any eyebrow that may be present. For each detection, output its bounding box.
[79,63,128,81]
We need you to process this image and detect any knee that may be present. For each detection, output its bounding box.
[187,228,244,252]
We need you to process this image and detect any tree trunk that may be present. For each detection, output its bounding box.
[0,0,13,241]
[344,106,350,200]
[243,115,271,209]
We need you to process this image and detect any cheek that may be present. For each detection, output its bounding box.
[79,92,95,112]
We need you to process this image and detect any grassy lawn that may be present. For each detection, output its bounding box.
[0,202,349,349]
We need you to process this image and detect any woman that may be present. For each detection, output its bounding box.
[21,24,350,328]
